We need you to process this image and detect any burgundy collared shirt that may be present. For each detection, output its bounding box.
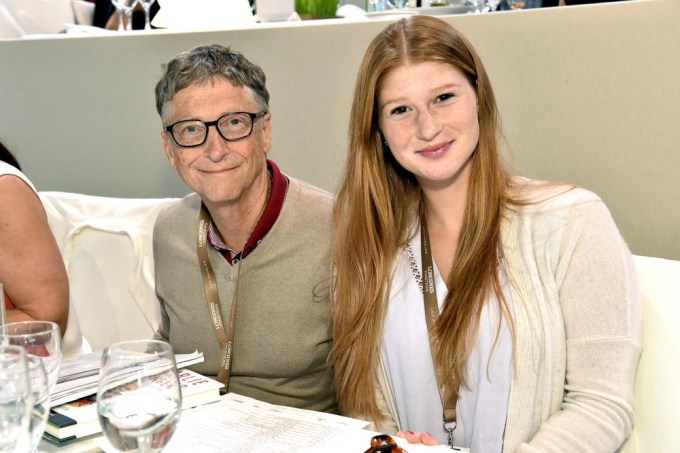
[206,160,288,263]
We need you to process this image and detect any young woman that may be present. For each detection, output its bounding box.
[330,16,640,452]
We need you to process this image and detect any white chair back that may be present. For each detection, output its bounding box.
[632,254,680,451]
[39,191,178,357]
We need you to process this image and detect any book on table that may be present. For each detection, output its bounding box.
[50,350,205,407]
[44,394,100,443]
[44,367,224,445]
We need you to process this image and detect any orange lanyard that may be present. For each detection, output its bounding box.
[197,205,240,392]
[420,214,458,446]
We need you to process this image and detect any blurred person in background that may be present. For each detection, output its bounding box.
[90,0,159,30]
[542,0,628,6]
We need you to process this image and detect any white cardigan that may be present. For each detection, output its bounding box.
[370,181,642,452]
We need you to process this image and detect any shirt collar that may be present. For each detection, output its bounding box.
[207,159,288,263]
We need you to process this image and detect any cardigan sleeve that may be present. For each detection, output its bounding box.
[520,198,642,452]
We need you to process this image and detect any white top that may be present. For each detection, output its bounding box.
[372,183,641,452]
[0,161,37,192]
[382,227,513,451]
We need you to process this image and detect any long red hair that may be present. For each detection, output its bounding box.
[330,15,514,420]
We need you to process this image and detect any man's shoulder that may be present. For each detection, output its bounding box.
[155,193,201,228]
[278,178,334,234]
[288,177,334,206]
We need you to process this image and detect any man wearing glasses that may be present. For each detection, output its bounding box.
[153,44,336,414]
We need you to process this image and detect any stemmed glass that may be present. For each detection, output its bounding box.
[139,0,156,30]
[110,0,125,31]
[26,355,49,453]
[122,0,140,31]
[97,339,181,453]
[0,345,33,452]
[0,321,62,392]
[485,0,501,11]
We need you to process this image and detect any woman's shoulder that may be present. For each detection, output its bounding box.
[507,176,603,213]
[0,164,41,216]
[0,161,37,195]
[503,176,620,244]
[502,177,624,259]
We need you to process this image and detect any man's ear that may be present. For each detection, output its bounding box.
[161,130,177,169]
[261,112,272,155]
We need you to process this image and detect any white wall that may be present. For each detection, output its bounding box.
[0,0,678,259]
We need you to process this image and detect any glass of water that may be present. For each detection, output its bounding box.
[26,355,49,453]
[97,339,181,452]
[0,320,62,392]
[0,345,32,452]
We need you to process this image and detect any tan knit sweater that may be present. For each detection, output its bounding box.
[153,177,337,414]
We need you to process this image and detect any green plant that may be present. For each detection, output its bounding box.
[296,0,338,16]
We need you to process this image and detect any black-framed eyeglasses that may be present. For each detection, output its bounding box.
[364,435,408,453]
[165,111,266,148]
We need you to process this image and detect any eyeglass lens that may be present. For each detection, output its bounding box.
[171,112,257,147]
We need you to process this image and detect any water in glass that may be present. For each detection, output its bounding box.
[97,340,181,453]
[0,345,32,452]
[0,320,62,392]
[26,355,49,453]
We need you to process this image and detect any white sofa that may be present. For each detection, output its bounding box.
[38,191,679,451]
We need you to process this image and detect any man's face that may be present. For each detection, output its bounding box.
[161,78,271,207]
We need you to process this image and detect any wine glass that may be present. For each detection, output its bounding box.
[485,0,501,11]
[26,355,49,453]
[122,0,140,31]
[97,339,181,453]
[139,0,156,30]
[0,345,33,452]
[110,0,125,31]
[0,321,62,392]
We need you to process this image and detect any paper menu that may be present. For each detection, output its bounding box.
[145,393,453,453]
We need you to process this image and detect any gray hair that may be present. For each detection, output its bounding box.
[155,44,270,122]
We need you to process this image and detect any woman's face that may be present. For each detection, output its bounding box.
[377,61,479,191]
